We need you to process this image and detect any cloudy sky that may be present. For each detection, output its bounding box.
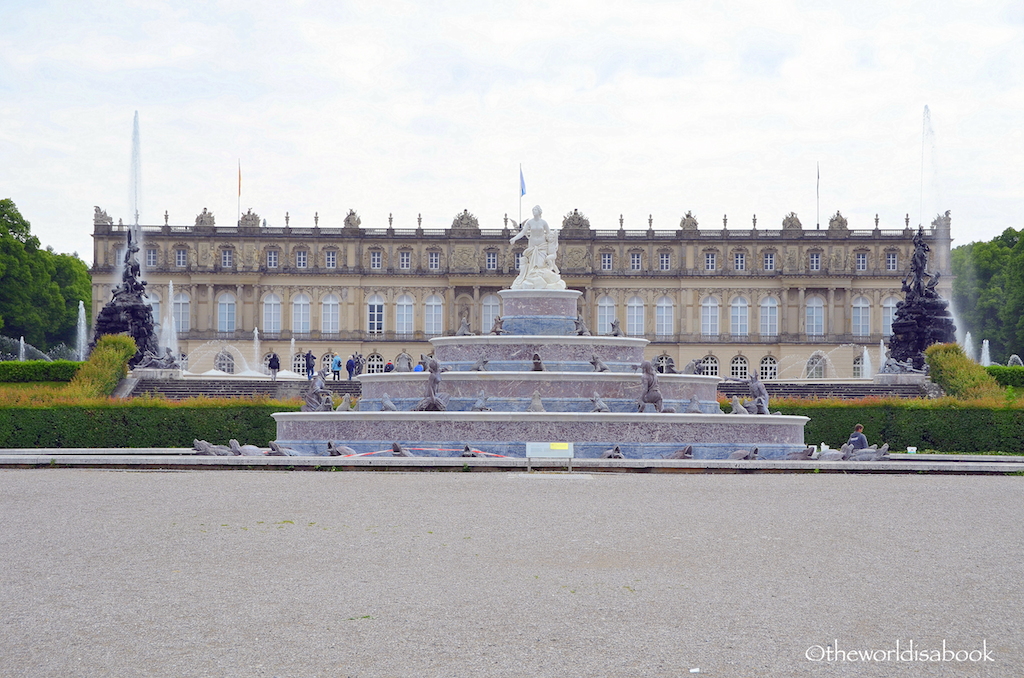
[1,0,1021,265]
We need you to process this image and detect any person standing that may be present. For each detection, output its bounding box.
[267,352,280,382]
[346,355,356,380]
[331,353,342,381]
[304,350,316,380]
[847,424,868,450]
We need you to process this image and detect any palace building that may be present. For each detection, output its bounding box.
[89,205,953,379]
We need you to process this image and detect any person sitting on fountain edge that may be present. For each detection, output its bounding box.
[847,424,868,451]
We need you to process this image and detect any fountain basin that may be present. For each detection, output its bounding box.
[432,334,648,371]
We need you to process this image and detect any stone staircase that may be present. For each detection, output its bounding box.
[131,378,362,400]
[717,381,931,400]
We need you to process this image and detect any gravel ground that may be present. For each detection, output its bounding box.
[0,469,1020,678]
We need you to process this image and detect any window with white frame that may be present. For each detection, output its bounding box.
[366,353,385,373]
[626,296,645,336]
[428,251,440,270]
[809,252,821,271]
[486,251,498,270]
[214,351,235,374]
[291,293,311,334]
[176,248,187,267]
[395,294,414,335]
[806,296,824,336]
[266,250,278,268]
[853,354,865,378]
[759,297,778,337]
[659,252,671,271]
[325,250,336,269]
[856,252,868,271]
[217,293,236,332]
[597,296,616,335]
[221,249,233,268]
[399,251,411,270]
[734,252,745,271]
[296,250,307,269]
[370,251,382,269]
[701,296,719,336]
[760,355,778,380]
[482,295,500,333]
[806,353,826,378]
[514,252,522,270]
[366,294,384,333]
[852,296,870,336]
[292,353,305,373]
[424,295,443,336]
[262,293,282,333]
[149,298,161,327]
[601,252,613,271]
[886,252,898,271]
[701,355,719,377]
[321,294,339,334]
[146,248,157,268]
[730,355,748,378]
[730,296,749,336]
[763,252,775,271]
[883,296,899,336]
[705,252,717,271]
[630,252,642,271]
[655,296,674,336]
[173,292,190,332]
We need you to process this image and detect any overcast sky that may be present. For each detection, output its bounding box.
[2,0,1021,265]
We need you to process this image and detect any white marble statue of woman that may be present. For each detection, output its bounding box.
[509,205,566,290]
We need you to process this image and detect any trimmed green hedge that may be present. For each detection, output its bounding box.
[0,361,82,383]
[925,343,1002,398]
[776,402,1024,454]
[986,366,1024,388]
[0,403,300,448]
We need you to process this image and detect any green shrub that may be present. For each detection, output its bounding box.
[0,361,82,383]
[65,335,137,398]
[925,343,1002,399]
[986,366,1024,388]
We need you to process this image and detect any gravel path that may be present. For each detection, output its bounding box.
[1,470,1020,677]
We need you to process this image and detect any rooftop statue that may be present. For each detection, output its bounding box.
[509,205,567,290]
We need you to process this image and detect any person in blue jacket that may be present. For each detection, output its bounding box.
[331,354,342,381]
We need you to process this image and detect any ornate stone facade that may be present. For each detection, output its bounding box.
[90,208,953,379]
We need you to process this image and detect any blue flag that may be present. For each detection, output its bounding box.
[520,167,526,197]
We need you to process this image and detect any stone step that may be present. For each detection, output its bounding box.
[131,379,362,400]
[717,382,927,400]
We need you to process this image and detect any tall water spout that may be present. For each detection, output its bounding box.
[981,339,991,366]
[289,337,296,368]
[18,336,25,361]
[76,301,87,360]
[879,339,886,370]
[253,327,261,374]
[963,331,975,362]
[861,346,873,379]
[129,111,142,226]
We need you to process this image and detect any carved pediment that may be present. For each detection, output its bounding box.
[93,206,113,226]
[562,209,591,230]
[451,209,480,231]
[198,208,218,227]
[344,210,361,229]
[782,212,802,231]
[679,211,699,230]
[828,211,848,232]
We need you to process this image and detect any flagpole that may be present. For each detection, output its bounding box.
[237,160,241,227]
[816,162,820,230]
[518,164,523,228]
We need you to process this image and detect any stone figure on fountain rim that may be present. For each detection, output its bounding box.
[509,205,567,290]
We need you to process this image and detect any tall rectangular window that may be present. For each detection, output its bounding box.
[601,253,613,271]
[296,251,307,268]
[428,251,440,270]
[370,251,382,269]
[856,252,867,271]
[514,252,522,270]
[809,252,821,271]
[176,249,187,267]
[399,251,411,270]
[763,252,775,271]
[659,252,670,271]
[267,250,278,268]
[705,252,716,271]
[734,252,745,271]
[367,303,383,333]
[630,252,642,270]
[886,252,898,271]
[486,252,498,270]
[221,249,233,268]
[325,251,336,269]
[146,248,157,268]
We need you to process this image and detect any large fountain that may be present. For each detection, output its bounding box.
[272,206,809,459]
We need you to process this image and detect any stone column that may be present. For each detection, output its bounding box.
[827,287,836,337]
[797,287,805,335]
[779,287,789,337]
[206,284,214,331]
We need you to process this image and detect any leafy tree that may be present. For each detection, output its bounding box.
[0,199,92,350]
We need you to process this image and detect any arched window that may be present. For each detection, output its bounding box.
[759,296,778,338]
[424,295,443,336]
[853,354,865,378]
[730,296,748,337]
[655,296,674,337]
[214,350,235,374]
[366,294,384,334]
[149,296,161,328]
[852,296,870,337]
[806,296,824,337]
[263,293,282,334]
[292,293,311,334]
[320,353,334,370]
[806,352,826,378]
[730,355,748,378]
[321,294,340,334]
[292,353,305,373]
[626,296,645,336]
[173,292,190,333]
[701,296,719,336]
[760,355,778,380]
[597,296,616,335]
[654,354,674,373]
[883,296,899,337]
[366,352,385,373]
[395,294,414,335]
[217,292,236,332]
[701,354,719,377]
[481,295,501,333]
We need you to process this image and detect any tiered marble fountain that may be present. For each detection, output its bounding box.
[272,206,808,459]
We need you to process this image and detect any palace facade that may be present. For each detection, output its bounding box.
[89,206,953,379]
